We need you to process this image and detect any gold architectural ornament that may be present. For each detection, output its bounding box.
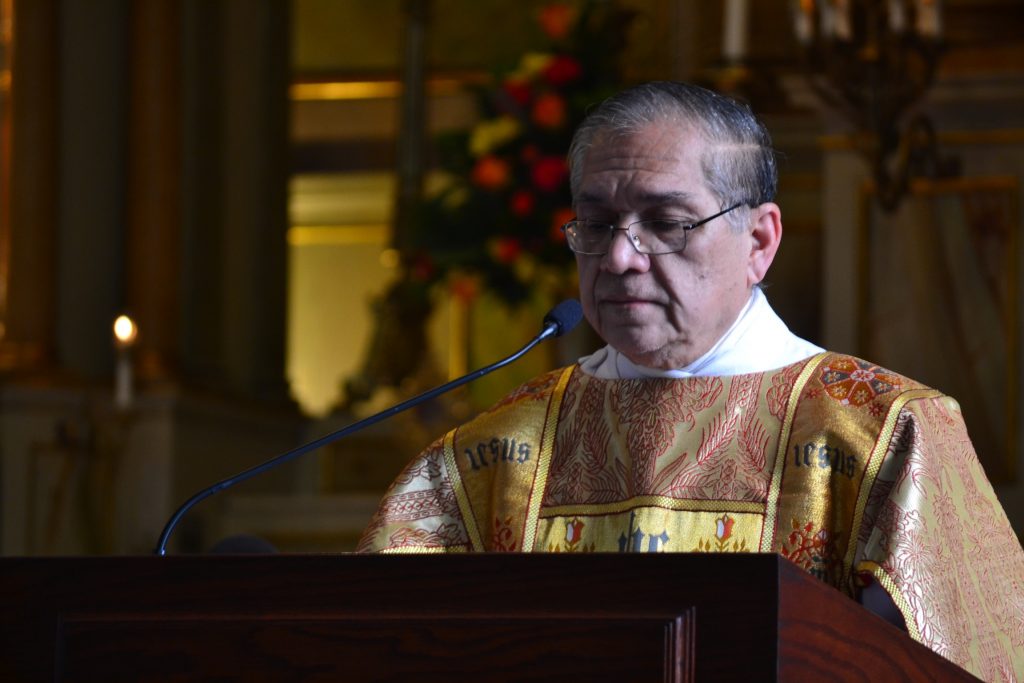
[792,0,959,210]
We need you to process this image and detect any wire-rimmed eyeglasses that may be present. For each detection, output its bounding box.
[561,203,742,256]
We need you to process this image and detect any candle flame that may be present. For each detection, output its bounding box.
[113,315,138,345]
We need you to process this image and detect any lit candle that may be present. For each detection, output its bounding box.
[113,315,138,411]
[793,0,815,45]
[722,0,749,63]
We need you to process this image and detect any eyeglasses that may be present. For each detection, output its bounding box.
[562,203,743,256]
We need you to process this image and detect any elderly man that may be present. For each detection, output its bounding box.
[359,82,1023,679]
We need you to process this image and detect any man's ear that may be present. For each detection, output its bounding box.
[747,202,782,287]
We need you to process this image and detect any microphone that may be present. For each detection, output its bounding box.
[154,299,583,555]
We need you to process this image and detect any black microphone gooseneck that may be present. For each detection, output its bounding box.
[154,299,583,555]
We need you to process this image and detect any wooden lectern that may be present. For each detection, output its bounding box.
[0,553,978,681]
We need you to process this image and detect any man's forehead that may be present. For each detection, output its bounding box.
[575,187,701,209]
[576,125,710,209]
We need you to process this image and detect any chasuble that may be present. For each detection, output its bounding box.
[359,352,1024,680]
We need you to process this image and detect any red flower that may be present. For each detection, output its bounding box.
[502,78,533,107]
[510,190,536,217]
[716,514,735,541]
[492,237,522,264]
[531,92,567,129]
[564,518,585,546]
[471,155,511,191]
[531,155,567,193]
[542,55,582,86]
[538,3,576,40]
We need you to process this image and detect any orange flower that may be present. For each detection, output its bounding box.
[449,273,481,303]
[471,155,511,190]
[538,3,576,40]
[531,92,567,129]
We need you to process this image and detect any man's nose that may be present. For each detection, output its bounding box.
[602,227,648,273]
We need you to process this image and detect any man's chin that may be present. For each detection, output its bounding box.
[604,333,664,365]
[603,332,701,370]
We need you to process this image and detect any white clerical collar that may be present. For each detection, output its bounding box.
[578,288,823,379]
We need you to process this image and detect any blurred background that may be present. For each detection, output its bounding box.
[0,0,1021,555]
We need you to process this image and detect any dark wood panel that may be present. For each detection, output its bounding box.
[0,553,976,682]
[58,615,689,683]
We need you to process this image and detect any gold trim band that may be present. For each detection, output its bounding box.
[760,353,827,552]
[380,545,468,555]
[443,428,485,551]
[522,366,575,551]
[542,496,765,519]
[857,560,923,643]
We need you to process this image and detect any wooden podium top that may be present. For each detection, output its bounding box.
[0,552,978,682]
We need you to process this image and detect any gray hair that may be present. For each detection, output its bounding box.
[568,81,777,213]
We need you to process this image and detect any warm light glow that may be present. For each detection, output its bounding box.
[288,225,388,246]
[379,248,400,269]
[113,315,138,346]
[289,78,469,102]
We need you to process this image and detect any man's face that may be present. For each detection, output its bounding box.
[574,122,764,369]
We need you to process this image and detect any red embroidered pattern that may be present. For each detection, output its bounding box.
[386,523,466,548]
[357,440,464,552]
[654,374,770,502]
[766,360,804,421]
[486,368,563,413]
[820,357,902,408]
[612,376,723,493]
[377,479,459,521]
[492,516,517,551]
[393,440,444,485]
[547,373,624,505]
[780,519,842,586]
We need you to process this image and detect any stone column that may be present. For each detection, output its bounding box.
[218,0,290,400]
[393,0,429,252]
[125,0,182,384]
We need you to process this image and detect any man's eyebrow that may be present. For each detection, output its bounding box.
[575,190,700,208]
[634,191,698,207]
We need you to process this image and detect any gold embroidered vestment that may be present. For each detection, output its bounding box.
[359,352,1024,681]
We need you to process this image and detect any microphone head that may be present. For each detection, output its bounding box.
[543,299,584,338]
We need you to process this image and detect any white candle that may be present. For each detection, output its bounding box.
[793,0,814,44]
[113,315,138,411]
[115,351,133,410]
[888,0,906,32]
[723,0,749,63]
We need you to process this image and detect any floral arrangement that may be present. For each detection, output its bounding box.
[344,2,632,406]
[404,0,633,305]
